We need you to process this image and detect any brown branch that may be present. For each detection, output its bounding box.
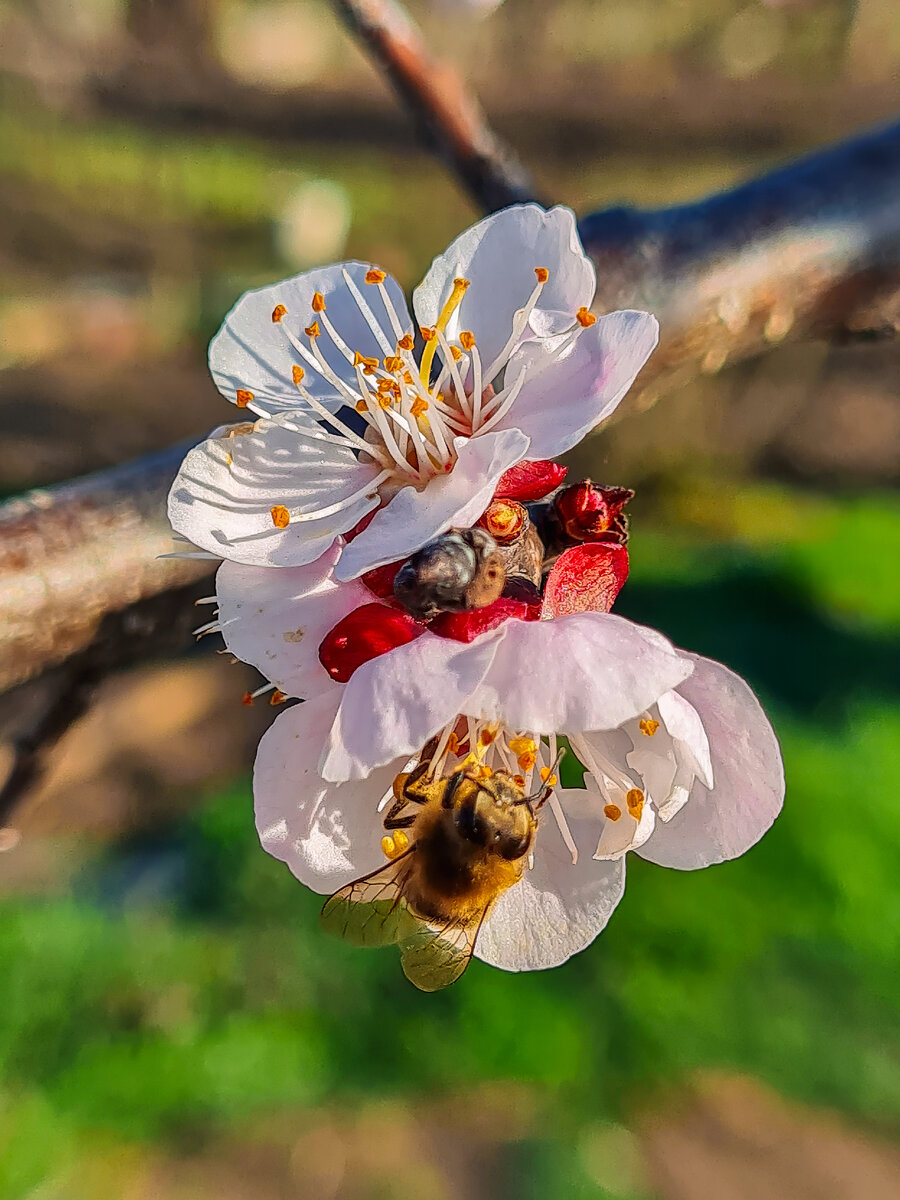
[330,0,539,212]
[1,121,899,702]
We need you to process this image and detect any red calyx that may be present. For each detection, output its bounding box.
[429,595,540,643]
[542,543,629,618]
[493,459,568,503]
[343,509,377,542]
[361,559,404,599]
[553,481,633,542]
[318,603,423,683]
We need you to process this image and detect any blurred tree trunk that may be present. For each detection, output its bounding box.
[125,0,219,71]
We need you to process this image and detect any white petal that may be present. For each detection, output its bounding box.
[413,205,595,374]
[209,262,412,413]
[490,310,659,459]
[167,414,380,567]
[254,693,404,893]
[475,810,625,972]
[334,428,530,579]
[321,631,504,782]
[216,544,371,699]
[589,789,656,860]
[469,613,693,734]
[657,689,714,789]
[637,655,784,870]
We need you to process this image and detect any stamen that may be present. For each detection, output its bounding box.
[397,334,414,351]
[192,618,220,638]
[459,331,475,351]
[365,269,386,284]
[312,291,326,312]
[418,276,470,386]
[436,330,470,417]
[576,306,597,328]
[473,366,528,436]
[482,273,548,384]
[304,321,321,338]
[292,365,305,385]
[271,304,287,323]
[342,268,394,355]
[639,717,660,737]
[604,804,622,821]
[287,468,391,522]
[548,792,578,865]
[535,267,550,283]
[270,689,288,706]
[470,344,485,428]
[626,788,645,820]
[271,505,290,528]
[236,389,253,408]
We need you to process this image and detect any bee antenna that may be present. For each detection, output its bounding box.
[519,746,566,806]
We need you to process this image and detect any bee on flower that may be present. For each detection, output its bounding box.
[167,204,657,580]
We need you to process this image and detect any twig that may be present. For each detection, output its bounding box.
[330,0,539,212]
[0,120,898,697]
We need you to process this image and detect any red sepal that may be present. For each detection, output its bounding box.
[429,595,540,643]
[554,482,633,542]
[541,543,629,618]
[361,559,404,599]
[493,460,568,503]
[318,602,423,683]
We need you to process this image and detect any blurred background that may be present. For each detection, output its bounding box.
[1,0,899,1196]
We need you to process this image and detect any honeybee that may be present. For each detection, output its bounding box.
[321,750,556,991]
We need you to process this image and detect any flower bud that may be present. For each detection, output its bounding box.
[319,603,423,683]
[553,482,634,542]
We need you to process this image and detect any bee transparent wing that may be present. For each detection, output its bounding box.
[398,909,489,992]
[320,853,420,949]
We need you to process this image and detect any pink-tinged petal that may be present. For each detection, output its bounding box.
[637,655,784,870]
[209,262,412,413]
[216,544,371,699]
[541,543,629,618]
[334,428,530,580]
[318,602,425,684]
[321,630,504,782]
[413,205,595,374]
[657,689,713,789]
[475,810,625,971]
[168,414,381,567]
[470,613,693,734]
[254,694,401,893]
[493,459,568,502]
[491,310,659,459]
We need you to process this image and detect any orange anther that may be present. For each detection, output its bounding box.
[639,717,660,737]
[292,365,305,385]
[270,505,290,528]
[576,306,596,328]
[355,399,369,413]
[410,397,428,418]
[478,727,496,746]
[397,334,414,351]
[304,321,320,338]
[235,388,253,408]
[270,689,288,706]
[604,803,622,821]
[453,277,471,290]
[534,267,550,283]
[459,331,475,350]
[383,355,404,373]
[365,268,386,284]
[539,768,557,788]
[271,304,287,323]
[517,751,537,772]
[419,326,436,342]
[241,690,254,707]
[513,774,525,788]
[450,345,463,361]
[311,291,326,312]
[626,788,645,820]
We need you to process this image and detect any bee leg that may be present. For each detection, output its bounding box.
[383,813,417,830]
[402,760,433,803]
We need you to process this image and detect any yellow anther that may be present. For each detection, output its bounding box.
[477,764,494,779]
[393,830,410,852]
[450,345,463,362]
[397,333,414,351]
[271,304,287,323]
[352,351,365,366]
[639,717,660,737]
[410,397,428,418]
[384,355,404,373]
[235,388,253,408]
[311,291,326,312]
[459,331,476,350]
[540,768,558,788]
[626,788,645,820]
[402,370,414,384]
[292,365,305,385]
[270,689,288,706]
[604,803,622,821]
[517,751,537,772]
[381,835,397,859]
[509,736,536,756]
[365,268,386,284]
[378,394,392,408]
[419,276,470,385]
[270,505,290,529]
[304,320,320,338]
[420,326,436,342]
[361,355,379,375]
[534,267,550,283]
[576,306,596,328]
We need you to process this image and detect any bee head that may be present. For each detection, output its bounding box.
[445,769,535,862]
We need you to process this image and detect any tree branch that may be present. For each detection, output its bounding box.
[1,121,898,697]
[329,0,539,212]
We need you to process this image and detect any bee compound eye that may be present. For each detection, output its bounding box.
[454,801,488,846]
[499,831,532,861]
